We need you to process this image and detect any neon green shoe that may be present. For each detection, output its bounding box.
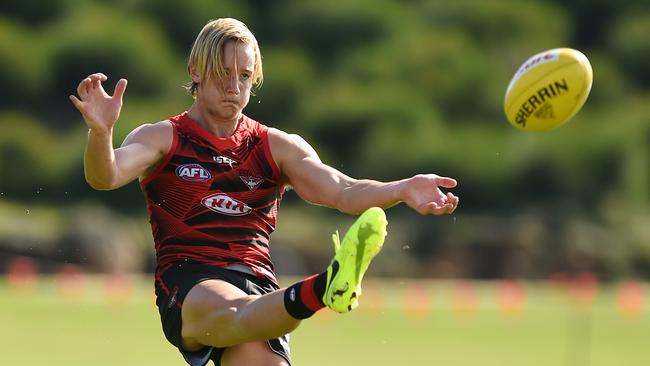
[323,207,388,313]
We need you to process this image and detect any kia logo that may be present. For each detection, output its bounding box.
[202,193,252,216]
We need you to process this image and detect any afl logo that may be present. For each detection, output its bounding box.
[202,193,252,216]
[175,163,211,181]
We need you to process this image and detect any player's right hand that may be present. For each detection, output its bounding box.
[69,73,128,134]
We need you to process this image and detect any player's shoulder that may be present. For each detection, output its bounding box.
[123,120,174,150]
[267,127,305,144]
[268,128,306,150]
[126,120,169,139]
[267,128,317,158]
[140,119,173,131]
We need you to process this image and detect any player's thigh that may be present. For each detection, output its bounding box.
[221,341,289,366]
[181,279,257,348]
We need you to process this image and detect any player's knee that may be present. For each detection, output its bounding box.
[184,305,241,347]
[206,306,245,347]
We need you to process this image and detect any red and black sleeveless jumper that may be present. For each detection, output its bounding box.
[140,112,284,286]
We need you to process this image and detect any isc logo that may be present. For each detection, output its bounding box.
[202,193,252,216]
[214,155,238,166]
[175,163,211,181]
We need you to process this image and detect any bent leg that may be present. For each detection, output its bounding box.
[221,341,290,366]
[181,279,300,350]
[181,207,388,353]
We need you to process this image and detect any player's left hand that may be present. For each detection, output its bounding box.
[401,174,459,215]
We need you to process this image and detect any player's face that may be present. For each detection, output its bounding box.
[196,41,255,121]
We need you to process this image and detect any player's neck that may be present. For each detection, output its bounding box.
[187,103,241,138]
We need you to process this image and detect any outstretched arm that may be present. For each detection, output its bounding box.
[268,129,459,215]
[70,73,171,190]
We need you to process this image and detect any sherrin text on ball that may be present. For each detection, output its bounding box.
[504,48,593,131]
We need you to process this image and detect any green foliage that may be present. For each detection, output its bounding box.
[0,20,48,109]
[0,112,85,183]
[119,0,250,53]
[1,0,649,278]
[0,0,72,25]
[609,12,650,87]
[246,47,316,128]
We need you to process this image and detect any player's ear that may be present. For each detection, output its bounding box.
[189,65,201,83]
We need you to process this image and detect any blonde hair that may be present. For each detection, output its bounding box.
[186,18,263,97]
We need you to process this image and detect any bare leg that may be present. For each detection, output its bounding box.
[181,279,300,349]
[221,341,290,366]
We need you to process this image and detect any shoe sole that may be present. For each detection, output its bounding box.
[326,207,387,313]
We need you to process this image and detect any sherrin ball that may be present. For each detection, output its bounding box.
[504,48,593,131]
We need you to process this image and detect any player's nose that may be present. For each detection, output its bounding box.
[225,75,240,95]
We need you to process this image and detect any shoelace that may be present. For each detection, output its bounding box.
[331,230,341,253]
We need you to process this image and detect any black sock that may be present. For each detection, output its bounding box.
[283,270,328,319]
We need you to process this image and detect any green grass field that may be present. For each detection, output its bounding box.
[1,276,649,366]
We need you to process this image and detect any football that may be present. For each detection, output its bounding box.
[504,48,593,131]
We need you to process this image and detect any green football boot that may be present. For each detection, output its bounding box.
[323,207,388,313]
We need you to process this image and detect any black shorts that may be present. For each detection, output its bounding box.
[155,262,291,366]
